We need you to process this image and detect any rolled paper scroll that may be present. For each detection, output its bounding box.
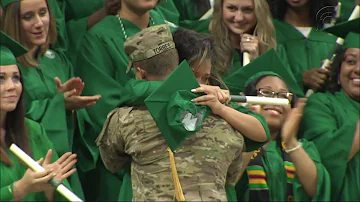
[230,96,290,106]
[9,144,83,202]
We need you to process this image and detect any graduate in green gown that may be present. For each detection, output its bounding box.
[0,30,79,201]
[74,0,169,200]
[1,0,103,199]
[210,0,288,79]
[62,0,122,66]
[300,20,360,201]
[268,0,338,93]
[235,71,331,201]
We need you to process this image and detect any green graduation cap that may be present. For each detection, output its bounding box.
[0,30,28,65]
[324,18,360,49]
[144,60,210,151]
[223,48,304,97]
[0,0,21,8]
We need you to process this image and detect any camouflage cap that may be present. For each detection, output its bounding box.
[124,24,176,73]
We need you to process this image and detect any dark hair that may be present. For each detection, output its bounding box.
[267,0,336,28]
[327,48,346,93]
[173,28,214,65]
[173,28,228,89]
[0,67,31,166]
[243,75,298,108]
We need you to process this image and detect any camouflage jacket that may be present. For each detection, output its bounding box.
[97,106,245,201]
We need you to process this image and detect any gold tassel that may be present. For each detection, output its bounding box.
[167,148,186,201]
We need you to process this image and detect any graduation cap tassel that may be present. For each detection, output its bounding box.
[305,5,360,97]
[167,148,186,201]
[9,144,83,202]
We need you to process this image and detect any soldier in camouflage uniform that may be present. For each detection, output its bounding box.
[96,25,245,201]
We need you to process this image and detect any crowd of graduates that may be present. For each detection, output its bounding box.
[0,0,359,201]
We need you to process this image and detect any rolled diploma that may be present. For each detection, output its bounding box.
[306,5,360,97]
[9,144,83,202]
[199,7,214,20]
[230,96,290,106]
[243,52,251,66]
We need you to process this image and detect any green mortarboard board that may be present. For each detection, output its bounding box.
[144,60,210,151]
[0,30,28,65]
[1,0,20,8]
[224,49,304,97]
[324,18,360,49]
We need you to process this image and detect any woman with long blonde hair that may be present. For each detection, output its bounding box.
[211,0,277,77]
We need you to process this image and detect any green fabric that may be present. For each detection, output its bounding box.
[64,0,104,21]
[64,0,104,67]
[18,49,84,199]
[0,0,20,8]
[224,48,302,98]
[74,9,167,171]
[229,102,270,152]
[300,91,360,200]
[338,0,356,23]
[274,19,337,92]
[225,45,294,89]
[343,32,360,49]
[173,0,211,33]
[323,18,360,49]
[47,0,68,52]
[0,118,75,201]
[144,60,206,151]
[226,186,237,201]
[244,71,282,89]
[236,139,331,201]
[154,0,180,26]
[324,18,360,39]
[0,31,27,65]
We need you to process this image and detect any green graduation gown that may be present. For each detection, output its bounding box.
[338,0,356,23]
[63,0,105,67]
[18,49,84,199]
[300,91,360,200]
[154,0,180,27]
[74,10,167,201]
[0,118,74,201]
[47,0,68,52]
[236,140,331,201]
[173,0,211,33]
[273,20,337,92]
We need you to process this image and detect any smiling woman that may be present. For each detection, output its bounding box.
[0,0,105,199]
[1,0,56,67]
[0,30,78,202]
[235,71,331,201]
[211,0,277,77]
[0,66,22,113]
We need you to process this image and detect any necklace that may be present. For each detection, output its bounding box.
[117,12,155,40]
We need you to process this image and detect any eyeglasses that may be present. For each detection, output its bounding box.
[257,88,293,101]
